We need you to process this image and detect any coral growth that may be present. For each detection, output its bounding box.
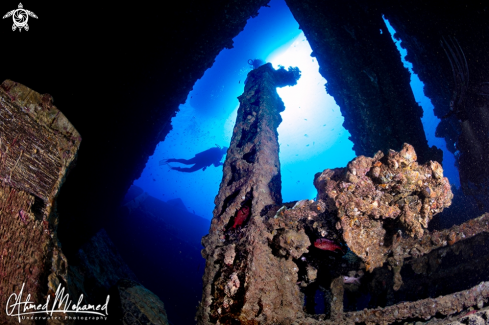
[198,63,303,325]
[273,66,301,88]
[314,143,453,271]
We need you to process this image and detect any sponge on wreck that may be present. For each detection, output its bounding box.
[314,143,453,271]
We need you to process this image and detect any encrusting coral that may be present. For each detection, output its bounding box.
[314,143,453,271]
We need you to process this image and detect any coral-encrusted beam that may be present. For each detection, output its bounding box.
[198,64,301,324]
[0,80,80,324]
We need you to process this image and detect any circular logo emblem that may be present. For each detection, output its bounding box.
[3,3,38,32]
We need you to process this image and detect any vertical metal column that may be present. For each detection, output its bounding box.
[198,63,302,324]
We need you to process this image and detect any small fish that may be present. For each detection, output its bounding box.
[464,310,477,317]
[343,276,361,285]
[232,206,250,229]
[314,238,343,253]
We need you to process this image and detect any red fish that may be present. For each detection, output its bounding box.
[465,310,477,316]
[314,238,343,253]
[232,206,250,229]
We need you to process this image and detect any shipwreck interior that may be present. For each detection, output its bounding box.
[1,0,489,324]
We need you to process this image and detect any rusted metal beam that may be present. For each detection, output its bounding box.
[198,64,302,324]
[0,80,80,324]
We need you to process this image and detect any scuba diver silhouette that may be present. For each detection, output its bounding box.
[160,145,228,173]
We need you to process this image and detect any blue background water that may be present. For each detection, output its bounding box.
[132,0,457,221]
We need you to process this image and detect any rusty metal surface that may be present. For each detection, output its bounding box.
[0,80,80,203]
[198,64,302,325]
[295,281,489,324]
[0,80,80,324]
[344,280,489,324]
[294,213,489,325]
[198,63,489,324]
[264,197,489,324]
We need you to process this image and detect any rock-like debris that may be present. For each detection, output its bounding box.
[111,279,170,325]
[314,143,453,271]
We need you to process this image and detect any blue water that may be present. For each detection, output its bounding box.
[267,36,356,201]
[133,4,457,222]
[132,0,355,220]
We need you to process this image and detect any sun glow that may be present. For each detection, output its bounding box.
[267,34,355,201]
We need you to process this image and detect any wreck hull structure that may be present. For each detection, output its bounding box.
[284,0,442,164]
[0,80,81,324]
[198,55,489,325]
